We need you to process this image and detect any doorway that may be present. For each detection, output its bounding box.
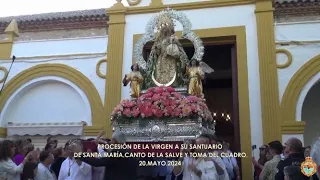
[302,81,320,146]
[183,38,241,168]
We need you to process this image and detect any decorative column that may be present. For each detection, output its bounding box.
[255,0,281,143]
[0,19,19,59]
[104,1,126,137]
[150,0,163,6]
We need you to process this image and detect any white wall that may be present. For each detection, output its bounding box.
[0,36,108,128]
[302,81,320,146]
[122,5,263,157]
[276,21,320,103]
[0,77,91,126]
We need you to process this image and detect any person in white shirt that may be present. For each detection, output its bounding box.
[0,140,35,180]
[35,150,57,180]
[58,140,92,180]
[173,135,219,180]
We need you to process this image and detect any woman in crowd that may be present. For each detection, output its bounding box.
[22,162,38,180]
[14,140,34,165]
[303,146,311,158]
[0,140,33,180]
[252,145,268,180]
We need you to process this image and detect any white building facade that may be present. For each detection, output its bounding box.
[0,0,319,178]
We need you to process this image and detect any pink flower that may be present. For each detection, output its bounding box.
[155,109,164,118]
[140,106,153,117]
[173,108,182,117]
[154,87,164,94]
[190,104,198,112]
[144,92,153,98]
[144,100,152,107]
[132,107,140,118]
[123,108,131,117]
[146,87,154,94]
[122,100,135,108]
[163,99,171,106]
[182,106,192,116]
[164,106,173,116]
[161,92,170,97]
[187,96,199,103]
[172,92,183,99]
[167,86,175,93]
[152,94,161,101]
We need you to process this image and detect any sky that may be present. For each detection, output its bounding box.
[0,0,129,17]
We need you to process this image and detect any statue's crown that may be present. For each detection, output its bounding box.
[156,8,175,31]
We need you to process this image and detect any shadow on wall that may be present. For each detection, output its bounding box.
[302,80,320,146]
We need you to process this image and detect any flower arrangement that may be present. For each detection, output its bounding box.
[111,86,213,123]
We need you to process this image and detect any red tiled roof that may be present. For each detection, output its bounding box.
[0,9,108,33]
[0,2,318,34]
[274,0,320,17]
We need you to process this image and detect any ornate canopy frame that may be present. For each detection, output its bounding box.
[133,8,205,71]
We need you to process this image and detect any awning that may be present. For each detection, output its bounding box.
[7,122,86,136]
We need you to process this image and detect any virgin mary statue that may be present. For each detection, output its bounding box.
[149,13,189,87]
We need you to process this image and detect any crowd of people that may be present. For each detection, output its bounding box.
[0,130,319,180]
[252,137,320,180]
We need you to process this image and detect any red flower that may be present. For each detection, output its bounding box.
[173,108,182,117]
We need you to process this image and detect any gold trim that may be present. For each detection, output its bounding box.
[84,126,104,136]
[150,0,163,6]
[96,57,107,79]
[131,26,252,179]
[0,64,105,129]
[280,54,320,134]
[127,0,142,6]
[151,71,176,87]
[0,67,8,83]
[0,127,6,138]
[255,0,282,143]
[281,121,306,134]
[0,19,19,59]
[276,49,293,69]
[105,3,126,137]
[126,0,254,14]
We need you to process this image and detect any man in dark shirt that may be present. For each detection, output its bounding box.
[73,131,138,180]
[275,137,308,180]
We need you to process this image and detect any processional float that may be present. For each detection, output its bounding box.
[111,8,215,142]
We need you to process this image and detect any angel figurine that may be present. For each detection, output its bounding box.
[185,60,214,98]
[123,64,144,98]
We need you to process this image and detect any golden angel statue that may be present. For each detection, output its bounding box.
[122,64,144,98]
[185,60,214,98]
[149,12,188,87]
